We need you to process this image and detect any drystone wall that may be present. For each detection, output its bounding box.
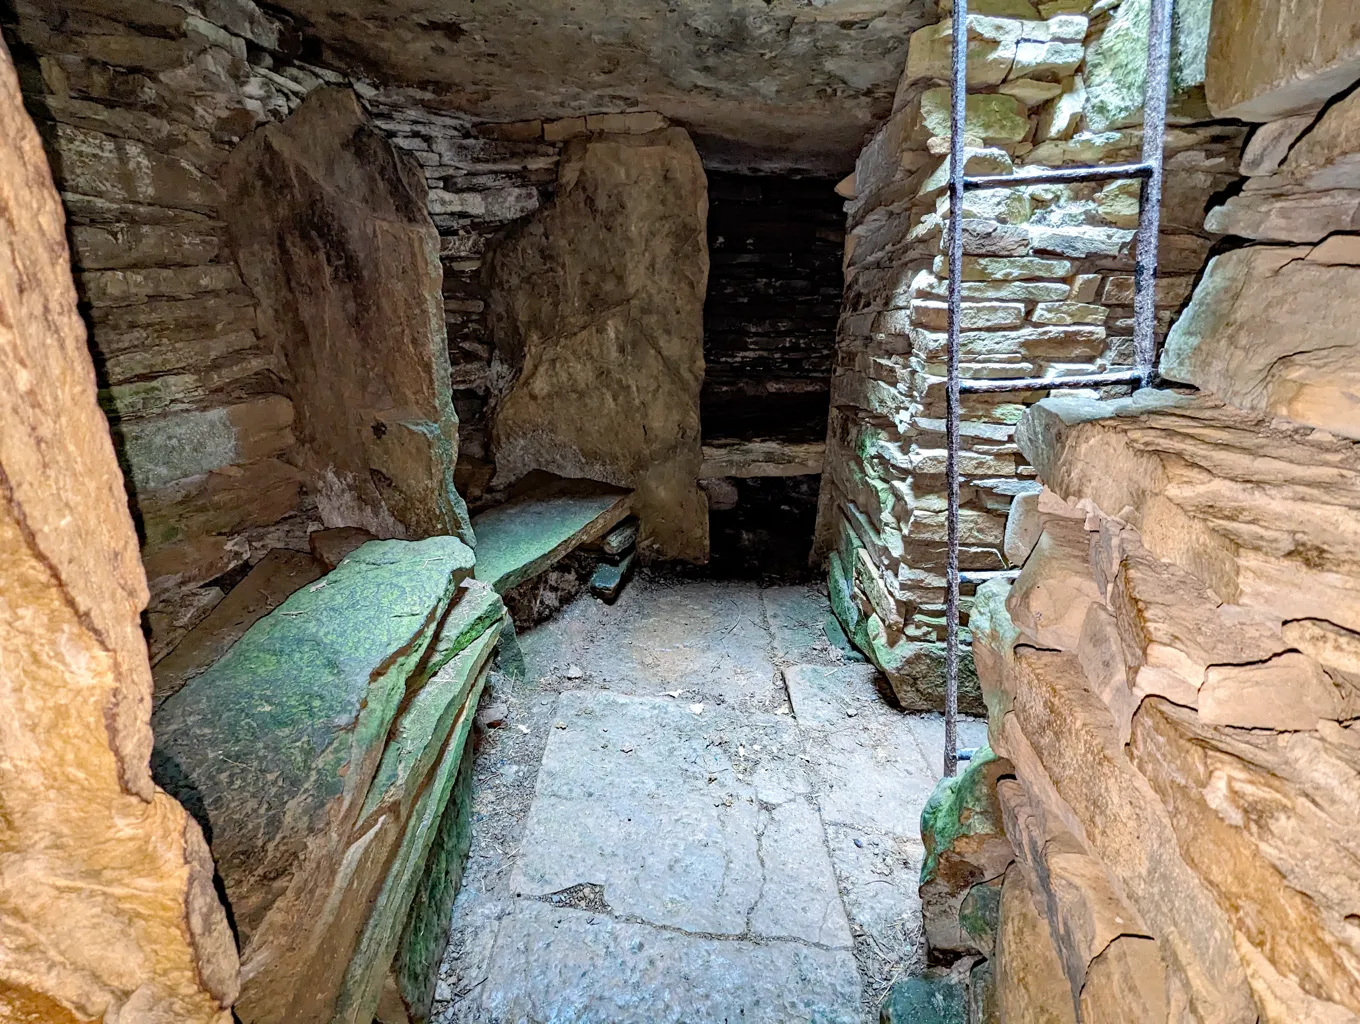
[907,5,1360,1023]
[815,0,1244,712]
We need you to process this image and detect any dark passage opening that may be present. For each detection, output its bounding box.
[699,172,845,579]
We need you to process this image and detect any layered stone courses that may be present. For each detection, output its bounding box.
[816,0,1241,710]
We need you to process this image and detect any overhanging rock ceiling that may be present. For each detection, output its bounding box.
[268,0,939,172]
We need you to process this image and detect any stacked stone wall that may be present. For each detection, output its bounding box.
[814,0,1243,710]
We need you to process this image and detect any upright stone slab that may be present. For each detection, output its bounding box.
[488,129,710,562]
[0,40,237,1024]
[224,88,470,542]
[152,537,474,1024]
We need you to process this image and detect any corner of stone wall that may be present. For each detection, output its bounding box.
[816,0,1243,713]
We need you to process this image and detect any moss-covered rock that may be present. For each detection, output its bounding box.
[919,744,1015,955]
[880,972,969,1024]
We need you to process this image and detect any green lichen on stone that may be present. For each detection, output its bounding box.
[472,486,629,593]
[391,728,476,1023]
[921,743,1005,885]
[827,550,863,640]
[879,973,968,1024]
[360,606,503,823]
[960,880,1004,955]
[416,579,507,685]
[332,624,500,1024]
[495,615,527,681]
[1084,0,1213,132]
[151,536,473,940]
[118,406,238,489]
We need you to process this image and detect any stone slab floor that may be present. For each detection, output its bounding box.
[432,573,986,1024]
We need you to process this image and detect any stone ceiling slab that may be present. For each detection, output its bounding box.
[265,0,938,172]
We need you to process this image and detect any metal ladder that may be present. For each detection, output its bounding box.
[942,0,1175,776]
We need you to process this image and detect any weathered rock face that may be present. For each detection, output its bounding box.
[1206,0,1360,121]
[0,39,237,1022]
[489,129,710,562]
[233,0,939,174]
[1160,245,1360,437]
[225,87,471,543]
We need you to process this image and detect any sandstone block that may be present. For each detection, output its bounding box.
[997,779,1166,1021]
[1129,699,1360,1014]
[1006,518,1100,650]
[1009,19,1085,81]
[488,129,709,561]
[1084,0,1213,131]
[919,87,1031,146]
[1199,652,1360,729]
[906,17,1023,87]
[1205,187,1360,242]
[1240,115,1316,176]
[997,648,1259,1022]
[932,254,1073,280]
[118,395,295,491]
[1030,301,1107,325]
[994,865,1078,1024]
[1205,0,1360,121]
[1160,245,1360,437]
[1017,392,1360,632]
[0,43,237,1021]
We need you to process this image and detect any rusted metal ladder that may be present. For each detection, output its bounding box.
[942,0,1176,776]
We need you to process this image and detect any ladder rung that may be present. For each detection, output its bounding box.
[963,162,1154,191]
[957,369,1144,394]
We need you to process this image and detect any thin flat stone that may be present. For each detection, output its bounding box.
[749,799,854,948]
[472,476,631,593]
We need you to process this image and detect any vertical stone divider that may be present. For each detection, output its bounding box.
[224,86,473,545]
[0,38,238,1023]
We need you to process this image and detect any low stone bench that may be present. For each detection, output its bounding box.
[152,536,506,1024]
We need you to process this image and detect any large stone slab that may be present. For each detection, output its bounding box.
[1160,245,1360,439]
[333,623,501,1024]
[488,129,709,562]
[509,690,849,945]
[152,537,474,1024]
[0,42,237,1024]
[471,476,631,593]
[224,87,470,542]
[478,900,861,1024]
[1206,0,1360,121]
